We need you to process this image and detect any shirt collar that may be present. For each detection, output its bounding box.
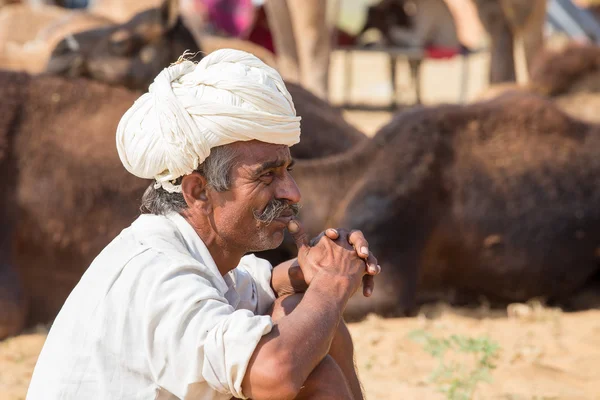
[165,212,230,295]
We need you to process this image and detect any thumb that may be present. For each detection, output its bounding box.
[288,219,310,260]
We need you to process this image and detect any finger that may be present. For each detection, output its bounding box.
[348,230,369,259]
[365,253,380,276]
[328,228,354,251]
[362,275,375,297]
[288,264,305,283]
[310,228,337,247]
[288,219,310,261]
[324,228,339,240]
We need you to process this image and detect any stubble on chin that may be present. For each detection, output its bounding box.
[245,222,286,253]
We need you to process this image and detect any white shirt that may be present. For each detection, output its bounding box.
[27,212,276,400]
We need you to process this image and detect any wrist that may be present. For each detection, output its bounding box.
[308,272,354,305]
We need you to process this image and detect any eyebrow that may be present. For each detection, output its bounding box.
[253,158,295,177]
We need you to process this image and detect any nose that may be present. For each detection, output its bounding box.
[276,172,301,204]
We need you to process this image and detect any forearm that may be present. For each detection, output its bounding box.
[243,274,351,399]
[276,275,348,370]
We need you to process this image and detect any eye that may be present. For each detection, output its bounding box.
[109,29,135,56]
[259,171,275,185]
[111,38,134,56]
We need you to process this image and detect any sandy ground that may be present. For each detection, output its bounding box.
[2,48,600,400]
[351,303,600,400]
[3,302,600,400]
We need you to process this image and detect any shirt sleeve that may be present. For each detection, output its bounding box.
[236,254,277,315]
[143,261,273,399]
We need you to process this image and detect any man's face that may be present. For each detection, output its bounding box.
[208,141,301,253]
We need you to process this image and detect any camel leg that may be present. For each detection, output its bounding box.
[270,294,363,400]
[521,0,547,77]
[473,0,517,83]
[286,0,331,100]
[264,0,301,83]
[488,18,517,83]
[409,58,422,105]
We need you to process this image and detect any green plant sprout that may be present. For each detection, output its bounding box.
[409,330,501,400]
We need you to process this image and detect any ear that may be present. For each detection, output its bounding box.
[181,172,212,215]
[160,0,180,30]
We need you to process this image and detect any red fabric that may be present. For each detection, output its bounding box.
[425,46,460,59]
[247,25,275,52]
[246,6,274,52]
[336,30,357,47]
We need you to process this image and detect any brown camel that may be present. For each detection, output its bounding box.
[45,0,280,89]
[0,65,366,340]
[281,92,600,320]
[7,0,596,332]
[3,70,600,336]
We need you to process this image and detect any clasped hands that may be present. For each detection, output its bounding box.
[274,218,381,298]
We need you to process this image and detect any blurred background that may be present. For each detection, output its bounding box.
[3,0,600,399]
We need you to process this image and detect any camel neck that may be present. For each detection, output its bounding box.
[292,137,381,233]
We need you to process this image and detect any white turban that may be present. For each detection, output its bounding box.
[116,48,301,193]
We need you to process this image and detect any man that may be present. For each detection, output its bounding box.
[27,49,381,399]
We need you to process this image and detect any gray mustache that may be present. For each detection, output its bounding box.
[253,199,300,225]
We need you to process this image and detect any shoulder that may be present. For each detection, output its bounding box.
[130,213,190,255]
[118,214,220,283]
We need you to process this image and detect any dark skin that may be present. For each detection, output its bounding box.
[271,227,381,298]
[180,140,380,400]
[269,292,365,400]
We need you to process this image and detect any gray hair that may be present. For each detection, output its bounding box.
[140,145,237,215]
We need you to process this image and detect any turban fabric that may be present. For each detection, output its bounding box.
[116,48,301,193]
